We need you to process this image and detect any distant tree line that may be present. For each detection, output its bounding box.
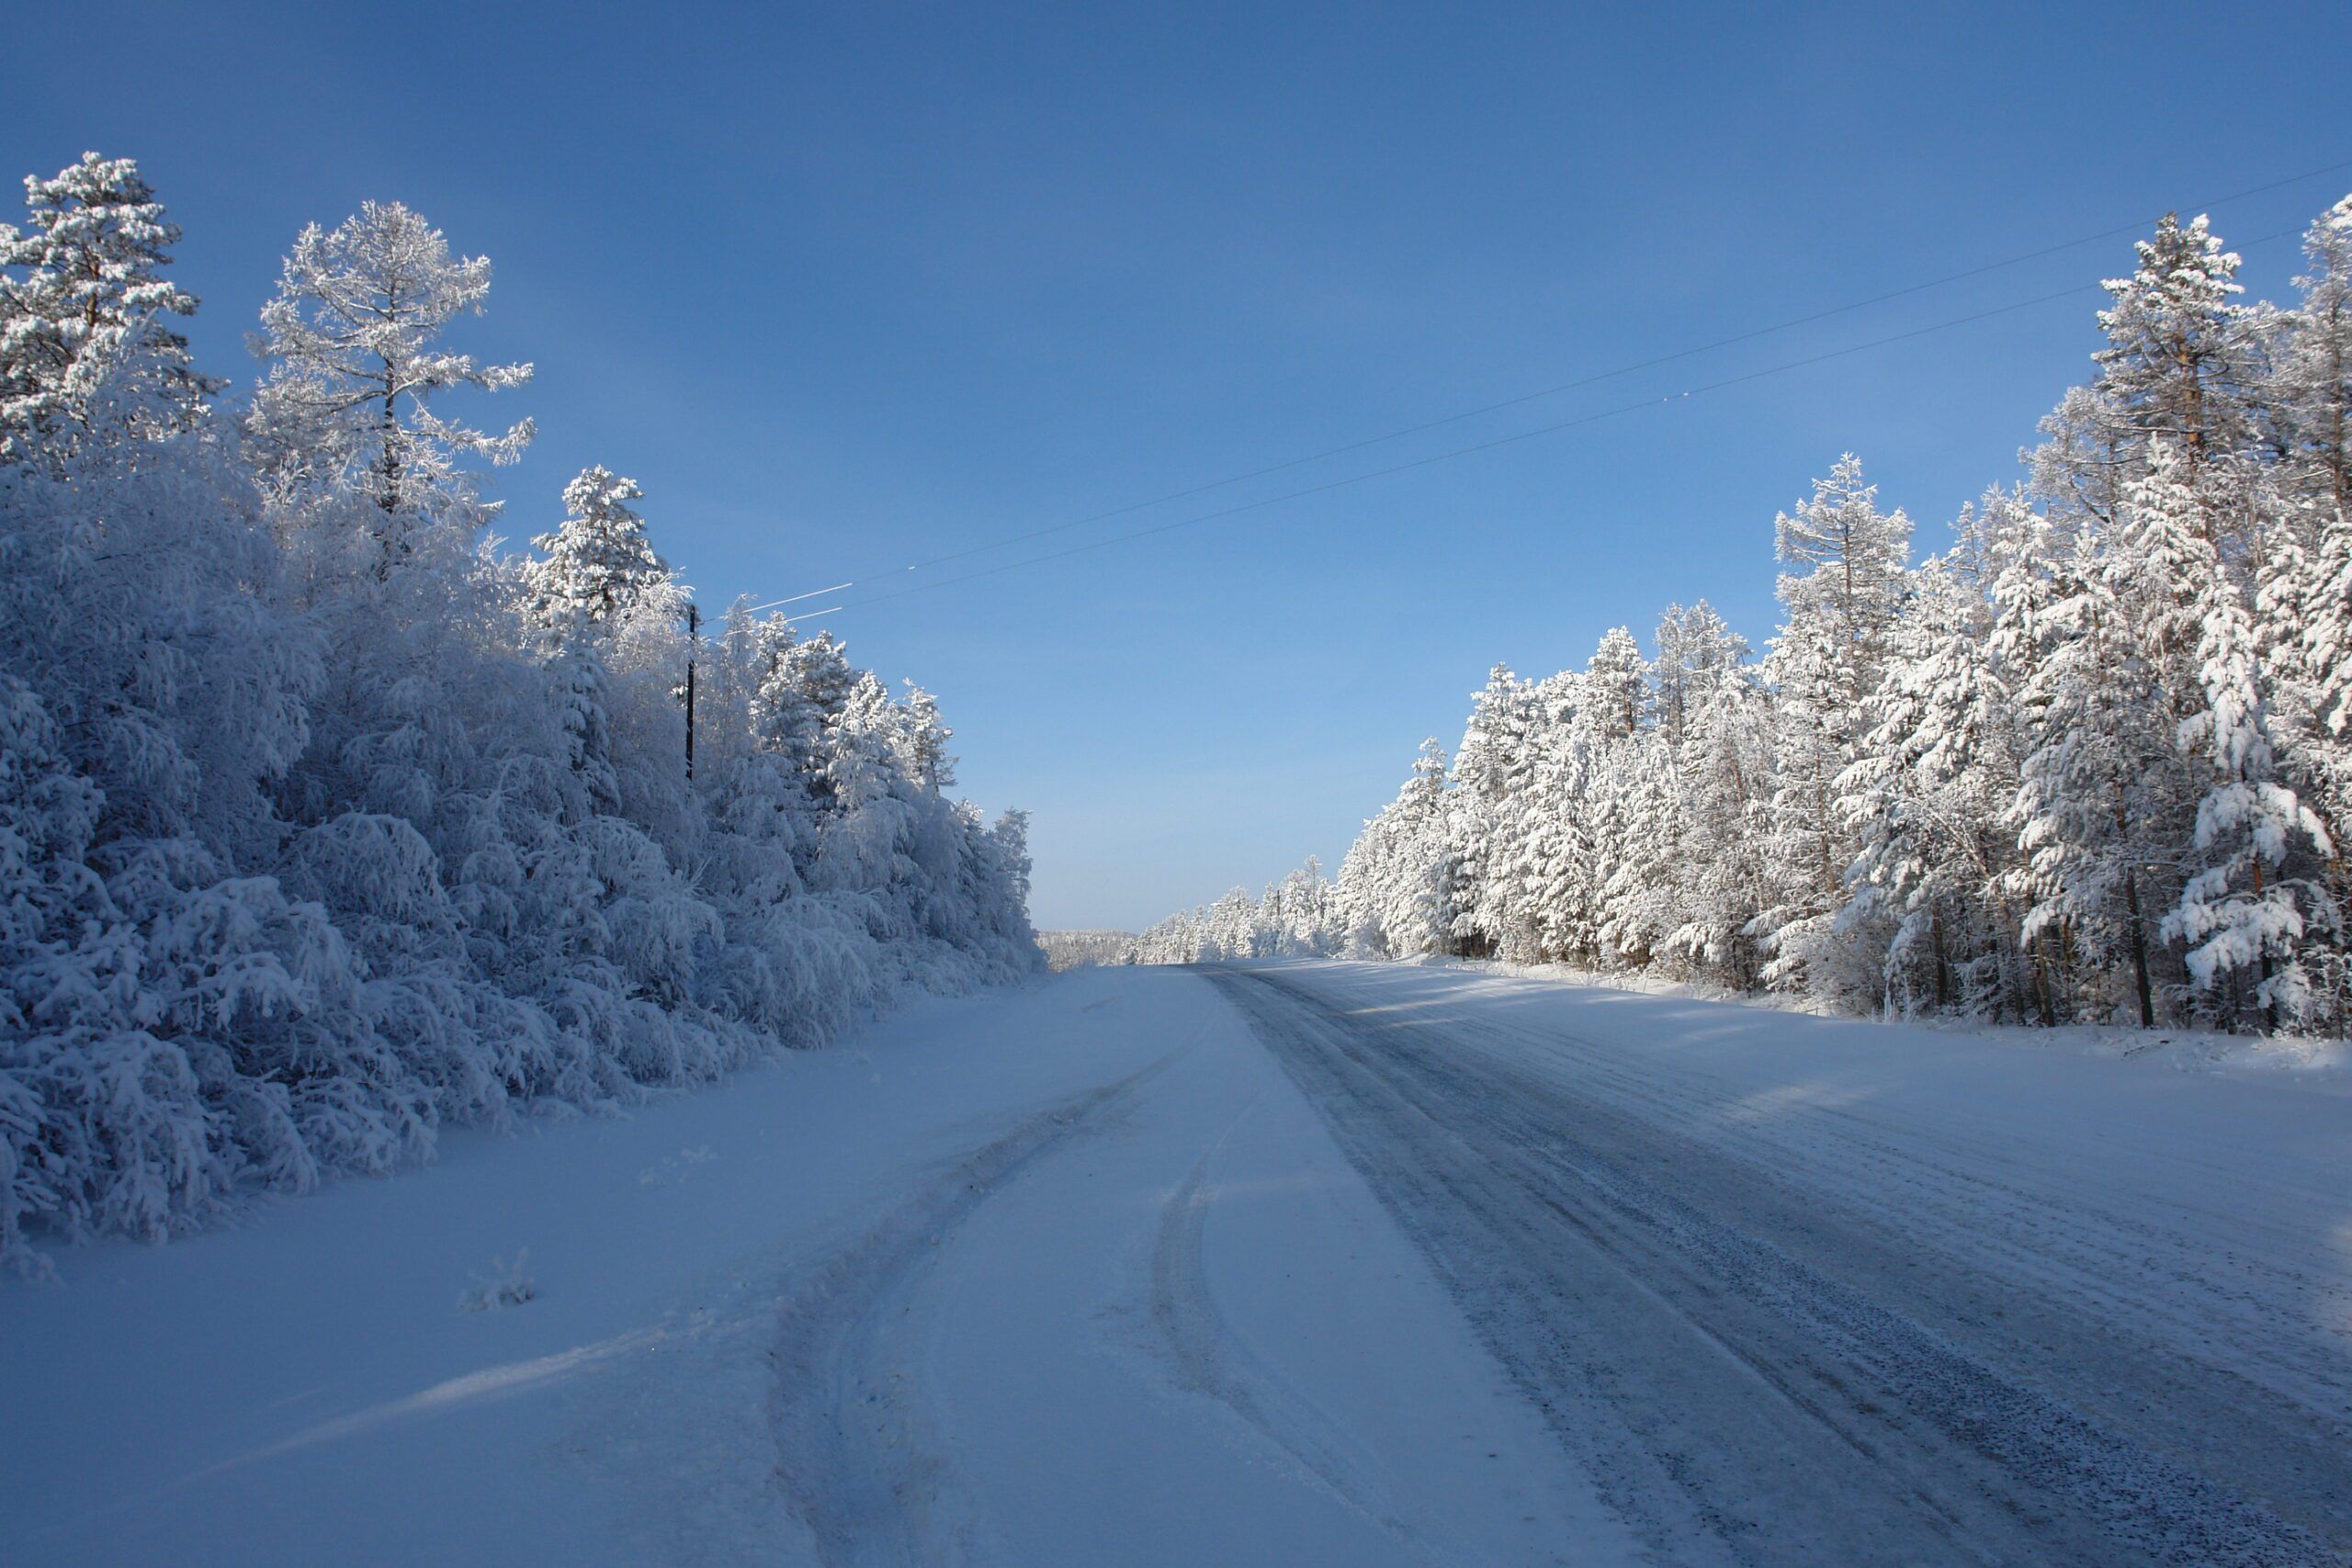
[1035,931,1142,971]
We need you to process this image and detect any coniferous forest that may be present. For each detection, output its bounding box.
[1133,196,2352,1042]
[0,156,1041,1260]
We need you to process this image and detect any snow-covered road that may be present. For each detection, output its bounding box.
[4,961,2347,1565]
[1209,963,2352,1565]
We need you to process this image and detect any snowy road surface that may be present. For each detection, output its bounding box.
[4,961,2348,1565]
[1206,964,2352,1565]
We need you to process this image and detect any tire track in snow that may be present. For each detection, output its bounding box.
[764,1051,1181,1567]
[1348,979,2352,1536]
[1208,964,2343,1568]
[1141,1094,1453,1563]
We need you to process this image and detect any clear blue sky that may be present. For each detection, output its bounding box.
[7,1,2348,930]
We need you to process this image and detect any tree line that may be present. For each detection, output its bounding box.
[0,156,1040,1261]
[1132,194,2352,1039]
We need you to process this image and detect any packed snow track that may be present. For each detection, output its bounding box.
[1205,963,2352,1566]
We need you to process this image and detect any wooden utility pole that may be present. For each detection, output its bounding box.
[684,602,698,780]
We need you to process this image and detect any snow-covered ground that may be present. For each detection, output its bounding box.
[1400,953,2352,1084]
[5,961,2347,1565]
[0,968,1625,1566]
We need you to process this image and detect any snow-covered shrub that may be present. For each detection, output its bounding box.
[0,159,1041,1264]
[457,1249,536,1313]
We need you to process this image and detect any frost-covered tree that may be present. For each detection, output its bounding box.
[1753,456,1912,1004]
[1449,665,1540,956]
[2093,211,2257,476]
[2007,502,2182,1025]
[1338,739,1456,959]
[247,201,534,563]
[2163,471,2334,1027]
[525,466,673,634]
[1662,671,1776,987]
[1843,547,2031,1019]
[899,683,956,793]
[1262,858,1340,955]
[1584,626,1647,740]
[1651,600,1745,750]
[2286,506,2352,1023]
[1771,454,1913,711]
[2269,197,2352,516]
[0,152,217,466]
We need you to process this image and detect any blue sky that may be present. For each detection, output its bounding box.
[6,1,2349,930]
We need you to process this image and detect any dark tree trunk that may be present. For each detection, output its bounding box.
[2122,865,2155,1029]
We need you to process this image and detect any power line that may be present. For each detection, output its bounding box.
[745,157,2349,614]
[747,581,849,613]
[807,220,2308,620]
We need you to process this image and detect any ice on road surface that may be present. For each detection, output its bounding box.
[5,961,2348,1565]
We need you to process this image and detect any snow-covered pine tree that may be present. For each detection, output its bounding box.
[2007,452,2211,1027]
[1662,668,1776,988]
[1268,857,1340,955]
[1754,456,1912,1005]
[525,467,672,635]
[2290,501,2352,1027]
[1449,665,1540,958]
[1645,603,1767,987]
[1338,739,1456,959]
[1842,544,2031,1019]
[0,152,217,467]
[549,637,625,818]
[2268,197,2352,518]
[1199,888,1261,961]
[767,629,855,784]
[1583,626,1647,741]
[1517,705,1602,965]
[2092,212,2258,479]
[1771,453,1913,708]
[2030,211,2257,542]
[1597,729,1676,970]
[1569,633,1645,964]
[898,683,956,794]
[2162,459,2334,1029]
[1651,600,1745,750]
